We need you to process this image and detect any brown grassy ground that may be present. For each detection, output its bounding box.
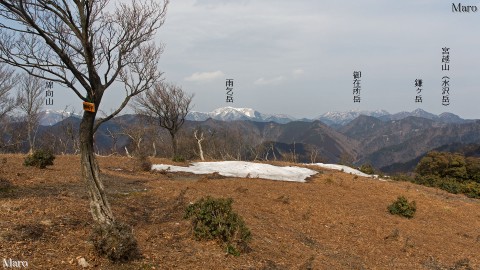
[0,154,479,270]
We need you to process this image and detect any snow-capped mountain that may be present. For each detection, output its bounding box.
[187,106,297,124]
[318,110,390,126]
[318,108,469,126]
[187,107,468,126]
[39,109,82,126]
[39,106,463,127]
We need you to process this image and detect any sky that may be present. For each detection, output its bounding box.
[40,0,480,119]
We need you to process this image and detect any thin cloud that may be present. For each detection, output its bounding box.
[292,68,304,78]
[254,76,285,86]
[185,70,225,83]
[193,0,249,7]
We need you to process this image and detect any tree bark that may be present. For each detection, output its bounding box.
[152,141,157,157]
[194,130,204,161]
[27,120,33,154]
[80,111,115,228]
[170,132,178,158]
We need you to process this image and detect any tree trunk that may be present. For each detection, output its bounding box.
[27,120,33,154]
[197,139,204,161]
[194,130,204,161]
[170,132,177,158]
[152,141,156,157]
[80,111,115,228]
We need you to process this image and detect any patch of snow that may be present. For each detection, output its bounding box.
[310,163,378,178]
[237,107,256,118]
[318,109,391,126]
[39,109,82,126]
[152,161,318,182]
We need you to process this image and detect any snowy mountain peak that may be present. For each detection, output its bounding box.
[39,109,82,126]
[211,106,257,118]
[187,107,295,124]
[188,107,466,126]
[318,109,390,126]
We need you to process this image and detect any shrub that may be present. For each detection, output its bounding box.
[466,157,480,183]
[412,152,480,199]
[437,178,463,194]
[184,196,251,256]
[461,181,480,199]
[24,149,55,169]
[133,155,152,172]
[13,223,45,241]
[388,196,416,219]
[391,173,414,182]
[415,151,467,179]
[0,177,13,193]
[90,221,140,262]
[172,155,185,162]
[359,163,375,175]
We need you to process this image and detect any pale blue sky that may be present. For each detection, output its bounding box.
[45,0,480,119]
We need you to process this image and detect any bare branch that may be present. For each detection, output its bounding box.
[0,0,167,110]
[16,73,44,152]
[0,0,169,236]
[0,63,19,120]
[133,81,193,157]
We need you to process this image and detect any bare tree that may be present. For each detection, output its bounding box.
[119,119,146,156]
[134,82,193,159]
[269,142,277,161]
[0,64,19,152]
[194,128,205,161]
[16,74,44,153]
[309,146,319,164]
[0,0,167,258]
[0,64,19,121]
[56,107,80,155]
[105,127,119,155]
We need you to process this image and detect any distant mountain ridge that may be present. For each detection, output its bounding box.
[186,107,470,126]
[318,110,390,127]
[30,108,480,173]
[39,109,82,126]
[39,107,472,127]
[186,106,297,124]
[378,108,470,124]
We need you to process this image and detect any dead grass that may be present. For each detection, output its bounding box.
[0,154,479,269]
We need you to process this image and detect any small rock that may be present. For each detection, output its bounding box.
[77,257,90,268]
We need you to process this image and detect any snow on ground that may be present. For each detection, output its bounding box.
[151,161,318,182]
[310,163,380,179]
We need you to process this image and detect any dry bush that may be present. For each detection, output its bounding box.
[90,222,141,262]
[133,155,152,172]
[184,196,251,256]
[0,177,13,193]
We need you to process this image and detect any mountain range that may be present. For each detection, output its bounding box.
[187,107,471,126]
[39,110,82,126]
[40,107,472,127]
[31,107,480,174]
[186,106,298,124]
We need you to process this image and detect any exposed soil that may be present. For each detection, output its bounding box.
[0,154,479,269]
